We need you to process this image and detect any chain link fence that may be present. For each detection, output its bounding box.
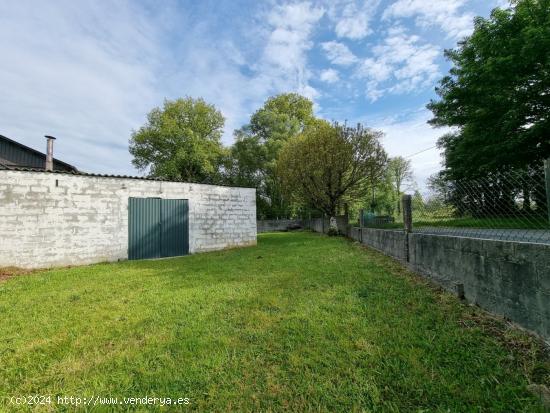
[361,162,550,244]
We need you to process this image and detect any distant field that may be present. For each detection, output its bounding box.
[0,232,547,411]
[368,216,550,230]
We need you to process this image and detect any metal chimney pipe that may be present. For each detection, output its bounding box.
[44,135,56,171]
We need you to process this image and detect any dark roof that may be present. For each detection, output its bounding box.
[0,134,78,172]
[2,166,256,189]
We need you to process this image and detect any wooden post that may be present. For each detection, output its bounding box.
[402,194,412,262]
[545,158,550,225]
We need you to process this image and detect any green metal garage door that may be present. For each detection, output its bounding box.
[128,198,189,260]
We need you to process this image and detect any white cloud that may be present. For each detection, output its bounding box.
[383,0,474,40]
[360,58,392,82]
[495,0,511,8]
[320,68,340,83]
[321,41,358,65]
[0,1,163,174]
[328,0,381,40]
[259,2,325,100]
[0,1,327,175]
[356,27,440,101]
[164,40,269,147]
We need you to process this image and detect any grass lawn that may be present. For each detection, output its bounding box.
[0,232,548,412]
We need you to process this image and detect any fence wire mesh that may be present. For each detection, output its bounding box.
[362,165,550,244]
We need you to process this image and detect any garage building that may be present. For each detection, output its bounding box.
[0,169,257,269]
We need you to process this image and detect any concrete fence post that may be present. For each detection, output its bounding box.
[402,194,412,262]
[545,158,550,225]
[402,194,412,233]
[359,208,365,243]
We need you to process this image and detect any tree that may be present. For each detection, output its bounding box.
[369,172,396,216]
[411,190,424,211]
[228,93,315,218]
[129,97,226,183]
[226,126,266,189]
[366,155,389,214]
[428,0,550,179]
[277,121,387,228]
[250,92,315,145]
[386,157,414,214]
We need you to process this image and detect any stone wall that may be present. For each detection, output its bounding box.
[308,216,348,234]
[351,227,407,260]
[309,217,326,233]
[257,219,303,233]
[346,227,550,340]
[408,233,550,339]
[257,216,349,234]
[0,170,256,268]
[287,223,550,339]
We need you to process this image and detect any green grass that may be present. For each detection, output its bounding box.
[0,232,548,412]
[414,216,550,229]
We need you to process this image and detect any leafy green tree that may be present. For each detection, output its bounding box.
[277,121,387,224]
[370,173,397,217]
[250,93,315,146]
[129,97,226,183]
[386,157,414,214]
[226,126,266,188]
[411,190,424,211]
[228,93,315,218]
[428,0,550,179]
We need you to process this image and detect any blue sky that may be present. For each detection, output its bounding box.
[0,0,508,187]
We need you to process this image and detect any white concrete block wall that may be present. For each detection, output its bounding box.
[0,170,257,268]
